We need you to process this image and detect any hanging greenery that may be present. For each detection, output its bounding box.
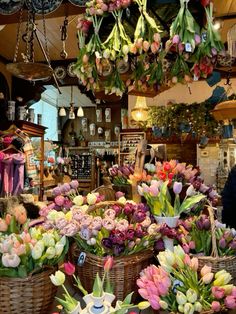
[148,100,221,138]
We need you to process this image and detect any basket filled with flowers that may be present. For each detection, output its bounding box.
[176,204,236,284]
[0,211,69,314]
[137,245,236,313]
[42,196,160,301]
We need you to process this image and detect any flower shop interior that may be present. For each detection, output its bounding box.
[1,0,236,313]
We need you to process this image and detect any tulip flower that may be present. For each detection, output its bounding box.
[176,291,187,305]
[31,245,43,260]
[202,272,214,284]
[190,257,198,271]
[0,218,8,232]
[50,270,65,286]
[138,301,150,310]
[104,256,114,272]
[87,193,97,205]
[213,272,232,286]
[212,286,225,299]
[225,295,236,309]
[73,195,84,206]
[194,301,203,312]
[159,300,168,310]
[45,246,56,259]
[2,253,21,267]
[211,301,221,312]
[174,245,185,259]
[221,284,233,295]
[64,262,75,276]
[186,288,198,303]
[200,265,212,277]
[178,304,184,313]
[184,302,194,314]
[173,182,183,195]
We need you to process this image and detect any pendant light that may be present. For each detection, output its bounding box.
[6,9,53,82]
[69,86,75,119]
[77,106,84,117]
[131,96,149,122]
[59,107,66,116]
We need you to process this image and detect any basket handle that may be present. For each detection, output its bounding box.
[206,202,219,258]
[88,201,125,213]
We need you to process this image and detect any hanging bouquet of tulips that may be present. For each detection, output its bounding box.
[50,259,150,314]
[129,0,162,89]
[42,197,160,257]
[169,0,201,54]
[192,2,224,79]
[0,227,68,278]
[131,0,162,55]
[74,14,104,92]
[137,245,236,313]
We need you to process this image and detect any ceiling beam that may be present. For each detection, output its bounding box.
[0,2,85,25]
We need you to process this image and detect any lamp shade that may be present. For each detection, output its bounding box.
[211,100,236,121]
[77,106,84,117]
[131,96,149,122]
[59,107,66,116]
[69,110,75,119]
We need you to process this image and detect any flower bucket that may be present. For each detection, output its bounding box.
[0,266,57,314]
[154,216,179,251]
[70,243,153,301]
[154,215,179,228]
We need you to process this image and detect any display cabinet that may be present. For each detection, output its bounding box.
[118,131,146,165]
[1,121,46,200]
[68,147,96,193]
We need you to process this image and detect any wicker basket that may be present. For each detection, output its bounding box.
[71,200,153,301]
[196,205,236,284]
[0,267,57,314]
[71,244,153,301]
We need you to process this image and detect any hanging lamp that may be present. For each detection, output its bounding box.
[77,106,84,117]
[211,99,236,121]
[131,96,149,122]
[59,107,66,117]
[6,9,54,82]
[69,86,75,119]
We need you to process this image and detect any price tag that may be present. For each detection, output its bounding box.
[193,74,199,81]
[77,252,86,266]
[201,32,207,42]
[185,43,192,52]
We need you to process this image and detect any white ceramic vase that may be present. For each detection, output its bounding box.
[154,215,180,251]
[80,292,116,314]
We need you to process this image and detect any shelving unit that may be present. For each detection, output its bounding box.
[118,131,146,165]
[68,147,96,193]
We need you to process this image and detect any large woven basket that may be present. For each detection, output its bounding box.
[196,205,236,284]
[0,267,57,314]
[71,244,153,301]
[71,200,153,301]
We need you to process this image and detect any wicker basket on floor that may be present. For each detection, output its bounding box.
[71,244,153,301]
[196,205,236,284]
[0,267,57,314]
[71,200,154,301]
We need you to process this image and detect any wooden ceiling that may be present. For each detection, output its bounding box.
[0,0,235,63]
